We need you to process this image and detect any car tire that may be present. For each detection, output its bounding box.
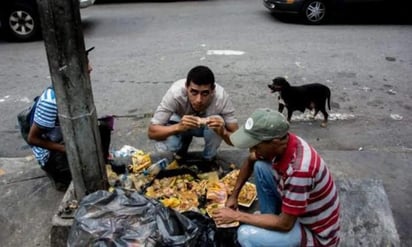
[1,3,41,42]
[301,0,328,24]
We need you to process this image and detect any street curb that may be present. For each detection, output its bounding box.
[51,183,75,247]
[50,177,400,247]
[46,150,400,247]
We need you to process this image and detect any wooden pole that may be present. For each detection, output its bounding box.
[36,0,108,199]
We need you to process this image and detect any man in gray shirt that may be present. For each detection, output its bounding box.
[148,65,238,164]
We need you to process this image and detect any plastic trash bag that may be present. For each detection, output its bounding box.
[182,211,218,247]
[181,211,239,247]
[67,189,199,247]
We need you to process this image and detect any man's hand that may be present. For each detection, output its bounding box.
[148,115,205,140]
[177,115,202,132]
[207,115,225,135]
[214,208,298,232]
[205,115,238,146]
[225,194,239,210]
[28,124,66,153]
[213,207,239,225]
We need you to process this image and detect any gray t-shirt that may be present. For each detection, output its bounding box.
[151,79,237,125]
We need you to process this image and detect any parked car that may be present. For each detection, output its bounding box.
[262,0,398,24]
[0,0,95,42]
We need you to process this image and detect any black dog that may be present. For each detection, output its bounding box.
[268,77,331,127]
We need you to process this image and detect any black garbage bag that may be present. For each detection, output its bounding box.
[182,211,218,247]
[181,211,240,247]
[67,189,199,247]
[215,227,239,247]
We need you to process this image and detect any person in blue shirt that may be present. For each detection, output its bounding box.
[27,47,112,191]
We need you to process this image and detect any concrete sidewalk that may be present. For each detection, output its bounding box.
[0,150,408,246]
[0,156,64,247]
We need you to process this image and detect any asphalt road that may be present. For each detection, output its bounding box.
[0,0,411,245]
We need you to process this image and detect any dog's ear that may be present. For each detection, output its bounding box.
[277,77,289,85]
[273,77,281,83]
[273,77,284,84]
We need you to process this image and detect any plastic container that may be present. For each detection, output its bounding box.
[144,158,169,176]
[119,174,133,190]
[113,145,139,158]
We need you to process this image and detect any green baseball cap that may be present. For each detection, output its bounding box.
[230,108,289,149]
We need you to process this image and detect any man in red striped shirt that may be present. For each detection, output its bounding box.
[213,108,340,246]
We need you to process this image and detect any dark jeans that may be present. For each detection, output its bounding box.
[154,116,222,161]
[42,122,112,190]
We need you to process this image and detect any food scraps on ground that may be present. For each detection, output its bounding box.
[145,174,208,212]
[106,154,258,225]
[221,169,257,207]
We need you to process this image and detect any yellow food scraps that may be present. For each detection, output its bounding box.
[221,169,257,207]
[145,174,206,212]
[206,181,227,204]
[166,160,179,169]
[128,151,151,173]
[161,197,181,208]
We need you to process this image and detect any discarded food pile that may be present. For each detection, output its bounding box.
[145,174,207,212]
[106,147,257,227]
[221,169,257,207]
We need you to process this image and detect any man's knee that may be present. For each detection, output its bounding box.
[237,225,255,247]
[154,136,182,153]
[253,160,271,173]
[43,153,71,186]
[203,128,222,146]
[237,224,301,247]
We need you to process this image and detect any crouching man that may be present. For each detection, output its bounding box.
[27,47,112,191]
[212,108,340,247]
[148,65,238,166]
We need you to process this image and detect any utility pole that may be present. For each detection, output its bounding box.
[36,0,108,199]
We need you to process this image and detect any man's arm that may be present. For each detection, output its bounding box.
[148,115,201,140]
[220,122,239,145]
[215,209,297,232]
[27,124,65,153]
[226,152,255,209]
[216,151,297,231]
[148,123,181,140]
[231,152,255,197]
[207,116,239,145]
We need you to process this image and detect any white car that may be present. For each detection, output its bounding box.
[0,0,95,42]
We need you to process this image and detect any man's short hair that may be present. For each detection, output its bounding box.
[186,65,215,89]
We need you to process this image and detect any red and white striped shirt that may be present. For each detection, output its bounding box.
[273,133,340,247]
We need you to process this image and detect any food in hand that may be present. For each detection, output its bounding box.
[206,203,239,228]
[197,117,209,126]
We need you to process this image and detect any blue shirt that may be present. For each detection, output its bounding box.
[31,88,63,166]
